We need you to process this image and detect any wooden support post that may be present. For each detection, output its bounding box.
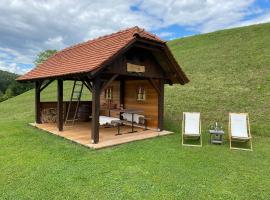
[119,79,125,120]
[120,79,125,107]
[57,79,63,131]
[35,81,41,124]
[158,79,164,131]
[91,76,101,143]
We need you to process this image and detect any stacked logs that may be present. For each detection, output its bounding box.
[41,108,57,123]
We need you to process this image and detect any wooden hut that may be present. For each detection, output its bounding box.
[17,27,188,146]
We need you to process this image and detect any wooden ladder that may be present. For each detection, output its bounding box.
[65,81,84,126]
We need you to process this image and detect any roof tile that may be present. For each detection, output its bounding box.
[17,27,165,81]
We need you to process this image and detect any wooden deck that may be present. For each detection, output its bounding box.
[30,122,173,149]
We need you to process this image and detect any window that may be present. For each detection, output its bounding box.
[137,86,146,101]
[104,87,113,100]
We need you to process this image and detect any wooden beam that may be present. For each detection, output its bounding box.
[101,74,118,91]
[85,80,93,90]
[82,80,92,92]
[40,79,54,92]
[91,76,101,143]
[148,78,161,96]
[135,37,164,47]
[57,79,63,131]
[35,81,42,124]
[158,79,164,131]
[133,43,162,52]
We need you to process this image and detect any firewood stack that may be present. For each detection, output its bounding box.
[41,108,57,123]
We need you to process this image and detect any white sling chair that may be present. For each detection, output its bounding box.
[182,112,202,147]
[229,113,253,151]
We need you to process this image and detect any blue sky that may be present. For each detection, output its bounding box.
[0,0,269,74]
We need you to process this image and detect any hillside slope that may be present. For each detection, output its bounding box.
[0,22,270,136]
[166,22,270,136]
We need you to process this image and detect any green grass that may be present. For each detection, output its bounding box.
[1,121,270,199]
[1,23,270,199]
[166,22,270,137]
[1,121,269,199]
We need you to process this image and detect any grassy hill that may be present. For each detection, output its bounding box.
[0,23,270,199]
[166,22,270,136]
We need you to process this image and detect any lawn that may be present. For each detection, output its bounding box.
[1,23,270,199]
[1,120,269,199]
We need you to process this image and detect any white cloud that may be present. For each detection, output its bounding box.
[158,32,174,38]
[137,0,259,32]
[0,0,269,74]
[44,36,65,49]
[0,47,33,64]
[231,12,270,28]
[0,47,33,74]
[0,60,31,74]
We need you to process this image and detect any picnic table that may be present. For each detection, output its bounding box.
[111,109,144,133]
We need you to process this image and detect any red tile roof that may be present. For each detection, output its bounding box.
[17,27,169,81]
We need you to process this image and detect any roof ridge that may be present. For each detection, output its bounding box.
[135,27,164,42]
[144,31,163,41]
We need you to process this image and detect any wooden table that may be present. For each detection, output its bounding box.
[111,109,144,133]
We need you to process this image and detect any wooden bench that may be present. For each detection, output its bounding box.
[111,120,125,135]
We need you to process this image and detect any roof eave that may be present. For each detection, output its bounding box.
[162,44,189,85]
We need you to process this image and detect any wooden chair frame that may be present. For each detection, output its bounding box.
[228,113,253,151]
[182,112,202,147]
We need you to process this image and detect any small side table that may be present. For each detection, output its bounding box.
[209,130,225,144]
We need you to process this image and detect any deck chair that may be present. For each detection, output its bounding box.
[182,112,202,147]
[229,113,253,151]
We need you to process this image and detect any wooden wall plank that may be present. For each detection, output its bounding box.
[105,47,165,79]
[100,81,120,118]
[99,79,159,129]
[124,80,159,128]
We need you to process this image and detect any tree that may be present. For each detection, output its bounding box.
[0,90,3,100]
[34,49,57,65]
[5,87,14,98]
[0,50,57,102]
